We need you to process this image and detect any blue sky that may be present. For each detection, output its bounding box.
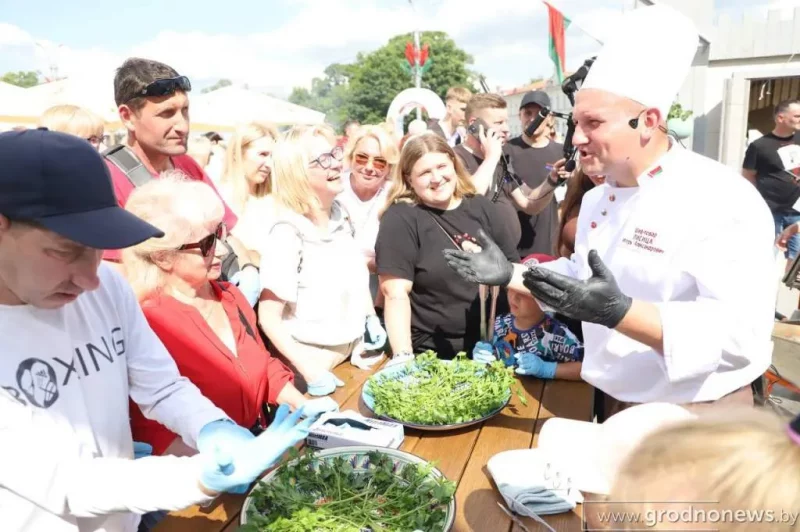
[0,0,793,97]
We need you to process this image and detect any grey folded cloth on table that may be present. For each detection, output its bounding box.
[487,449,583,517]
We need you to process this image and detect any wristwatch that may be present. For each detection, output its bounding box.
[547,174,562,188]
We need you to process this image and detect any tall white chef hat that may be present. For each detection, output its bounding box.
[581,4,699,121]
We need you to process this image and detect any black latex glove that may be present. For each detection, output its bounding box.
[522,250,632,328]
[442,229,513,286]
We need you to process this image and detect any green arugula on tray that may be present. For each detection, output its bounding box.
[366,351,527,426]
[241,448,456,532]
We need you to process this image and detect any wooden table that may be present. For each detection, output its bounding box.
[154,361,594,532]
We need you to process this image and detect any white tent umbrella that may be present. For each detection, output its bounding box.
[20,77,119,123]
[192,86,325,128]
[0,81,42,120]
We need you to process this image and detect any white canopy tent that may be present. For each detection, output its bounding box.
[0,81,42,124]
[192,86,325,129]
[18,77,118,123]
[0,78,324,132]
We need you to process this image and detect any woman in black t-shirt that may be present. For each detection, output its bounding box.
[376,133,518,361]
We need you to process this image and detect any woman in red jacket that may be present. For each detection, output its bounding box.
[122,171,338,456]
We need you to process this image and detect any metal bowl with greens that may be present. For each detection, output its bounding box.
[362,351,526,431]
[240,446,456,531]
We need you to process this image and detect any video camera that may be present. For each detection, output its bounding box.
[522,56,596,172]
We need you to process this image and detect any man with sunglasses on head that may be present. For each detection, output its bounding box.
[0,129,315,532]
[103,58,261,306]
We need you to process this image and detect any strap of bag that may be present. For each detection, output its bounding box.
[269,221,304,274]
[102,145,154,188]
[218,239,240,281]
[425,210,463,250]
[334,200,356,238]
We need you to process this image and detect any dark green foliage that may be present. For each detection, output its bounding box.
[242,448,456,531]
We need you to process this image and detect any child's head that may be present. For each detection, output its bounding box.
[511,254,557,321]
[604,408,800,530]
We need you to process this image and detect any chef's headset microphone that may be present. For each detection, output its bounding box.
[554,56,597,174]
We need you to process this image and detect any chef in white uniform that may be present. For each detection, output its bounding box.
[443,4,774,419]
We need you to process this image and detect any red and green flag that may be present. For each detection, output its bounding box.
[544,1,570,83]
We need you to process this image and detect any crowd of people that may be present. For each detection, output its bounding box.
[1,3,800,530]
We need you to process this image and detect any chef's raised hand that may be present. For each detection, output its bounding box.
[522,250,632,329]
[442,229,513,286]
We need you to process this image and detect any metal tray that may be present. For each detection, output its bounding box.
[361,359,511,431]
[239,445,456,530]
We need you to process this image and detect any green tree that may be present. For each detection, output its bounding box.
[289,63,357,130]
[1,70,39,88]
[347,31,476,125]
[288,32,476,130]
[201,78,232,93]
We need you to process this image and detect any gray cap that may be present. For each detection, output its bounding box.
[520,91,551,110]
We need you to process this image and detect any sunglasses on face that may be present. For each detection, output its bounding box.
[178,222,226,257]
[309,145,344,170]
[353,152,389,172]
[131,76,192,101]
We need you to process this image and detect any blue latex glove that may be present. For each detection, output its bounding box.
[472,341,496,364]
[199,404,314,494]
[364,315,387,350]
[307,371,345,397]
[301,397,339,418]
[133,442,153,460]
[515,352,558,379]
[229,266,261,307]
[196,419,254,454]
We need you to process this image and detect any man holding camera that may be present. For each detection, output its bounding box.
[443,4,774,418]
[505,90,565,257]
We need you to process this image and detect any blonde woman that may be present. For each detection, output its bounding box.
[597,408,800,531]
[218,122,280,261]
[38,104,105,150]
[376,133,519,364]
[122,172,337,458]
[258,125,387,396]
[338,125,399,301]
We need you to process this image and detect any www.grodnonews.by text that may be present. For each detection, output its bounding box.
[582,504,799,529]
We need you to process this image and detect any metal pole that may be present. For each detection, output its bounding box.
[409,0,421,119]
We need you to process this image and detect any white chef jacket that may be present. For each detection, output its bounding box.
[0,264,228,532]
[543,144,775,403]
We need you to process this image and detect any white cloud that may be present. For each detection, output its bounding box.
[10,0,768,101]
[0,23,33,46]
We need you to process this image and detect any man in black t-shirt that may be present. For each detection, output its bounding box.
[504,90,564,257]
[743,98,800,259]
[454,93,565,258]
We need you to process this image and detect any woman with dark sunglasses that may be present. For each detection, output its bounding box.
[121,172,337,458]
[338,125,399,303]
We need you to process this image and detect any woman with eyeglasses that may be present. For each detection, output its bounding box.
[122,172,337,457]
[376,133,519,363]
[218,122,280,264]
[338,125,399,302]
[258,125,387,397]
[39,104,106,151]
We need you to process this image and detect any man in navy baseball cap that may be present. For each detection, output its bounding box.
[0,129,163,308]
[0,129,163,249]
